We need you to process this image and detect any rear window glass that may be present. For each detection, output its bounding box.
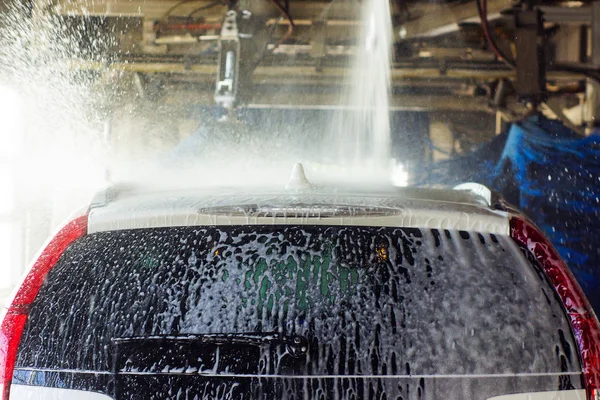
[17,225,579,377]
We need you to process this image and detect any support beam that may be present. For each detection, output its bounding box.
[55,0,510,41]
[66,60,588,82]
[538,5,592,24]
[160,89,492,111]
[54,0,360,19]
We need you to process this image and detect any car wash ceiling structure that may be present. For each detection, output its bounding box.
[15,0,600,128]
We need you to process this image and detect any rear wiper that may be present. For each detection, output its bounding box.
[111,332,309,398]
[113,332,308,358]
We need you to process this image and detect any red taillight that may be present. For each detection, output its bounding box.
[0,215,87,400]
[511,217,600,400]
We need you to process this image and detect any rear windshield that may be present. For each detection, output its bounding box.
[17,225,579,378]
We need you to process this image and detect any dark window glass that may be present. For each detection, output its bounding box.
[17,225,579,380]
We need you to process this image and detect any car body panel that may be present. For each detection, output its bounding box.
[486,389,586,399]
[10,384,113,399]
[9,377,586,400]
[87,188,510,235]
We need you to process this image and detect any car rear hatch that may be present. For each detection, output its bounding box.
[12,224,583,399]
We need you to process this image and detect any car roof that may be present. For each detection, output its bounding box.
[87,183,511,235]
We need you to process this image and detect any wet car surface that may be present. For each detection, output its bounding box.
[2,186,596,399]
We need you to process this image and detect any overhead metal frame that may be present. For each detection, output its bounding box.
[67,59,588,82]
[47,0,600,116]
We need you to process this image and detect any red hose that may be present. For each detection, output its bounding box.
[479,0,512,65]
[269,0,294,50]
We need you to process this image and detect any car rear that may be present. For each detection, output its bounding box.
[1,190,598,400]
